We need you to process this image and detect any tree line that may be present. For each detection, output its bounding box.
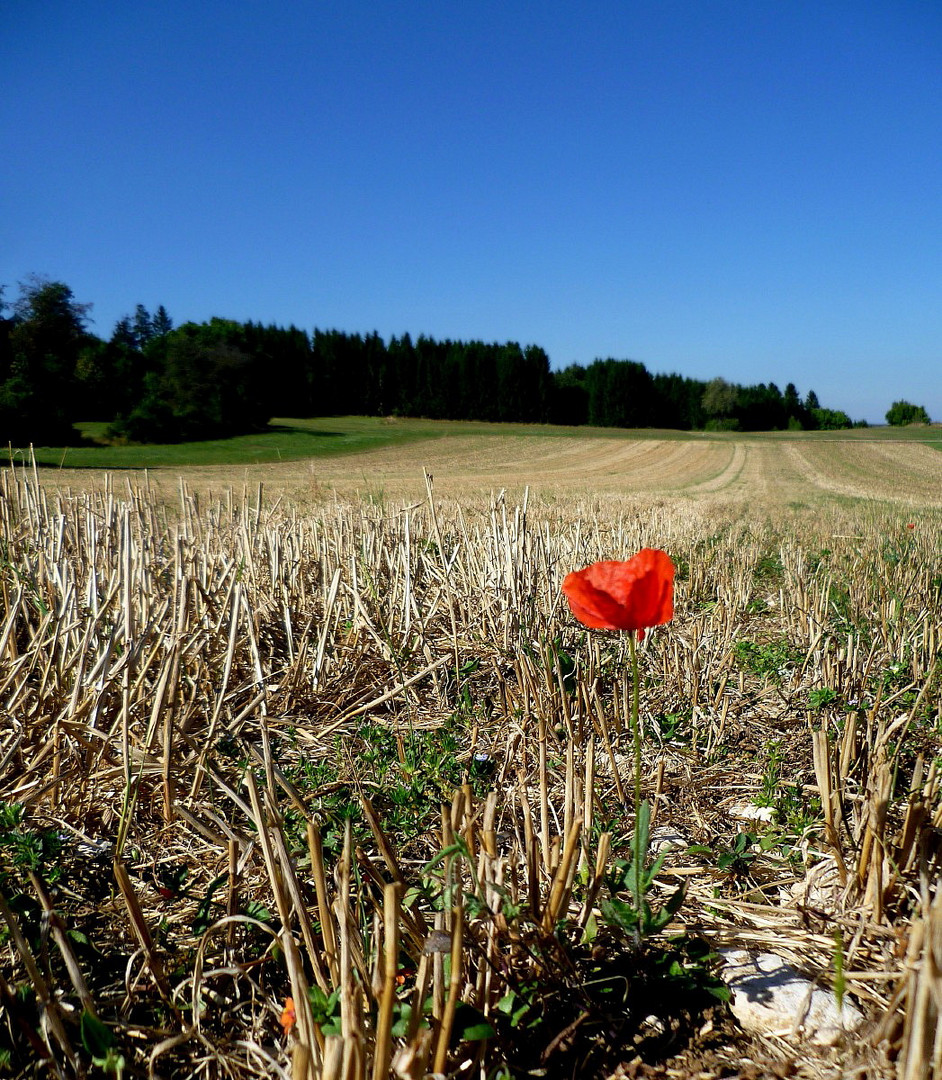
[2,276,927,446]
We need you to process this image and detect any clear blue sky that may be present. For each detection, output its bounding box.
[3,0,940,423]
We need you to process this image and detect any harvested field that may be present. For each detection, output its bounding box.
[35,430,941,508]
[780,440,942,506]
[1,432,941,1079]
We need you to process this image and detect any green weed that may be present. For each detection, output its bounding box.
[732,638,803,684]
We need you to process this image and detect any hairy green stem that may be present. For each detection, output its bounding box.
[629,631,643,917]
[629,632,641,811]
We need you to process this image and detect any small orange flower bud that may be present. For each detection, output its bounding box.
[280,997,296,1037]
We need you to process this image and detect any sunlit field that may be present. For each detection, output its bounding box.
[1,429,940,1078]
[22,416,942,509]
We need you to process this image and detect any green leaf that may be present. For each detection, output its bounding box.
[462,1021,495,1041]
[191,872,229,936]
[643,849,668,887]
[243,899,272,924]
[80,1009,114,1058]
[496,991,517,1015]
[307,985,341,1027]
[664,881,687,917]
[455,1003,494,1042]
[600,896,639,931]
[496,990,531,1027]
[632,800,652,865]
[645,888,686,934]
[391,1004,412,1038]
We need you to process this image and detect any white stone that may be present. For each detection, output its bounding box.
[729,802,775,822]
[720,949,863,1046]
[648,826,690,855]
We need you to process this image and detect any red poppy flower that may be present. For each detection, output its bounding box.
[280,997,296,1037]
[906,523,915,530]
[562,549,674,640]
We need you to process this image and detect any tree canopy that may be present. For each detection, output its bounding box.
[1,276,868,445]
[1,277,95,444]
[885,400,931,426]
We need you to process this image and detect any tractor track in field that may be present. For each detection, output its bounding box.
[33,432,942,509]
[781,441,942,506]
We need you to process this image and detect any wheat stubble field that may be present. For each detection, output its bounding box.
[1,427,941,1080]
[40,424,942,507]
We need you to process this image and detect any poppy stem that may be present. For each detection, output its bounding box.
[628,632,641,812]
[628,630,644,930]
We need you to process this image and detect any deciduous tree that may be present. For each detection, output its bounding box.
[702,377,738,420]
[1,276,95,444]
[885,400,930,425]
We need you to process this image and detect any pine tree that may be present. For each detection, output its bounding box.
[152,305,173,337]
[133,304,154,348]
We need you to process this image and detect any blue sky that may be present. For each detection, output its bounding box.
[3,1,940,423]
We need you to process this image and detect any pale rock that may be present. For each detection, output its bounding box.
[649,826,690,856]
[639,1014,667,1038]
[720,948,863,1046]
[729,802,775,823]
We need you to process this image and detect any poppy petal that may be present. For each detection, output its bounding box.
[562,549,674,635]
[562,569,633,630]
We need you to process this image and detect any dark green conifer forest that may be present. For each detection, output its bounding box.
[1,277,870,445]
